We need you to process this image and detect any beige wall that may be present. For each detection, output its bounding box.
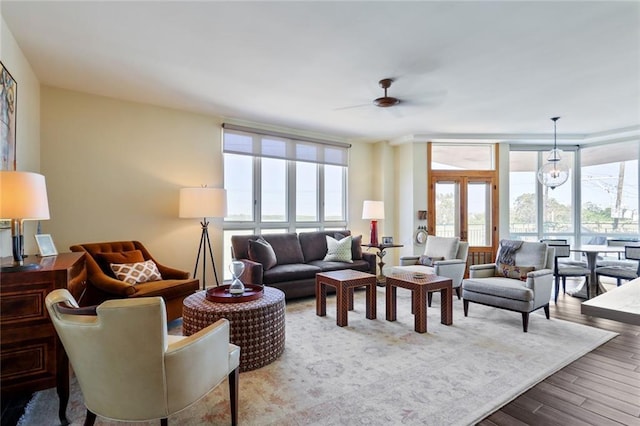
[1,17,42,257]
[40,87,376,281]
[40,87,225,280]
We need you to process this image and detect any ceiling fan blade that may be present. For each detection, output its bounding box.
[333,102,372,111]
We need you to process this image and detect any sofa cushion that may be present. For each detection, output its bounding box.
[263,233,305,265]
[463,278,534,302]
[424,236,460,260]
[495,263,535,281]
[248,237,277,270]
[309,259,372,273]
[262,263,321,284]
[110,260,162,285]
[324,235,353,263]
[95,250,145,276]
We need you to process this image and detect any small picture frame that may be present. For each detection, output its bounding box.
[35,234,58,257]
[381,236,394,245]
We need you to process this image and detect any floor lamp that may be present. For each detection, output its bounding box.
[179,187,227,290]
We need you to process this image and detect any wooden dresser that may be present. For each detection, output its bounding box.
[1,252,85,423]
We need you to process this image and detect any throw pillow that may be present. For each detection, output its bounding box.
[110,260,162,285]
[335,232,363,260]
[248,237,278,270]
[495,263,536,281]
[324,235,353,263]
[418,255,444,267]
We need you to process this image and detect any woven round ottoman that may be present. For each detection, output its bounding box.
[182,286,286,372]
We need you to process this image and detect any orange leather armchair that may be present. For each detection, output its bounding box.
[70,241,199,321]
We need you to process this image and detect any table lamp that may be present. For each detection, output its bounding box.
[179,186,227,289]
[0,171,51,271]
[362,200,384,246]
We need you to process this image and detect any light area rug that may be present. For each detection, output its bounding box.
[19,287,616,426]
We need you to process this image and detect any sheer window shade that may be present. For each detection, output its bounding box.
[222,124,350,166]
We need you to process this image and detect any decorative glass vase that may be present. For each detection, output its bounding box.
[228,261,246,295]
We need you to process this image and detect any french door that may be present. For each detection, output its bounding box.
[428,172,499,267]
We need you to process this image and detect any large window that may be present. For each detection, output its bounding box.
[222,124,350,279]
[509,141,639,243]
[580,141,639,243]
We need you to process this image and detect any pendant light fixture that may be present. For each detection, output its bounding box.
[537,117,569,190]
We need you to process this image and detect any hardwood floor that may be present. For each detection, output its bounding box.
[2,283,638,426]
[479,284,640,426]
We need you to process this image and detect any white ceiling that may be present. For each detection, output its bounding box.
[2,1,639,145]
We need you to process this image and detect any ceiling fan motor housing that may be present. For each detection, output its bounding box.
[374,78,400,107]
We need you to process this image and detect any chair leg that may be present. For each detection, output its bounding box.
[543,304,550,319]
[554,276,560,304]
[84,410,97,426]
[521,312,529,333]
[561,276,567,295]
[463,299,469,316]
[161,419,168,426]
[229,367,239,426]
[455,287,461,299]
[427,292,433,307]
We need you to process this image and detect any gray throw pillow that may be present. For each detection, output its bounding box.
[248,237,277,270]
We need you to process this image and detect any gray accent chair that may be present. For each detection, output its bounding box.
[393,236,469,306]
[462,241,554,332]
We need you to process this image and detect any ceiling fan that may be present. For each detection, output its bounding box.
[334,77,444,112]
[373,78,400,108]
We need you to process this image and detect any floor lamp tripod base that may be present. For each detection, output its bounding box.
[192,220,220,291]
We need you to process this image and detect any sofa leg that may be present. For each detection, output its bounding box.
[463,299,469,317]
[521,312,529,332]
[543,304,550,319]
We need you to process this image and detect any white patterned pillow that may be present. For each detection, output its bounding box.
[324,235,353,263]
[110,260,163,285]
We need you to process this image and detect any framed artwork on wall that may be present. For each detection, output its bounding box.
[1,61,17,172]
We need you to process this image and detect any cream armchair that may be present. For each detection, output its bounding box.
[462,241,554,332]
[45,289,240,426]
[393,236,469,305]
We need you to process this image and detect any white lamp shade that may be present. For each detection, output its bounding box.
[0,171,50,220]
[179,187,227,218]
[362,200,385,220]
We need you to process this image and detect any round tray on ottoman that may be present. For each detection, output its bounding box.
[206,284,264,303]
[182,286,286,372]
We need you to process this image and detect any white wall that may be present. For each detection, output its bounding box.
[1,17,42,257]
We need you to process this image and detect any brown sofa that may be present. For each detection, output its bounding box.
[70,241,199,321]
[231,230,376,299]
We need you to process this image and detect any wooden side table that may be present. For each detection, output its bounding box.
[316,270,377,327]
[361,243,404,285]
[385,272,453,333]
[1,252,86,425]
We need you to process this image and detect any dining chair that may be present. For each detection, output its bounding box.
[596,245,640,288]
[551,244,591,302]
[541,239,586,267]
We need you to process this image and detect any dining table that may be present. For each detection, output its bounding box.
[569,245,626,299]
